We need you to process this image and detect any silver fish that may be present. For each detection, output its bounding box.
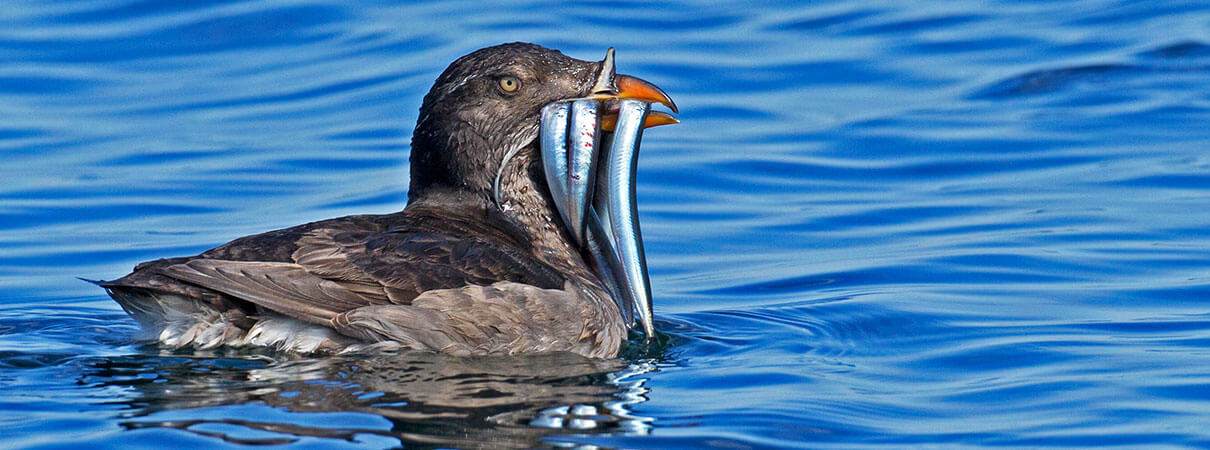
[540,102,572,232]
[566,100,601,246]
[540,98,656,339]
[597,99,654,338]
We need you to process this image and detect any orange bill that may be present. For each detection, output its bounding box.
[613,74,678,113]
[591,72,679,132]
[601,111,679,131]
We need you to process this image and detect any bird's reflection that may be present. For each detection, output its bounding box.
[82,346,658,447]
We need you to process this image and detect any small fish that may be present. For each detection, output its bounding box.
[540,98,657,338]
[540,102,572,232]
[566,100,601,246]
[599,99,655,338]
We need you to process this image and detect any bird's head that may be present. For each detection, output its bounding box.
[407,42,675,202]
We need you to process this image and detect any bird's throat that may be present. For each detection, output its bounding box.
[494,146,589,277]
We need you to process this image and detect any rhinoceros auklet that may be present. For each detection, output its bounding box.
[92,43,676,359]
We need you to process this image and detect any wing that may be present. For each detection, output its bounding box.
[291,226,565,304]
[330,281,623,358]
[155,228,585,352]
[109,192,579,350]
[159,260,382,325]
[185,192,566,306]
[158,219,566,315]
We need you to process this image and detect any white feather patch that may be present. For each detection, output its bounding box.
[110,289,351,353]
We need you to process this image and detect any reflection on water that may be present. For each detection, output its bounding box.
[81,348,655,447]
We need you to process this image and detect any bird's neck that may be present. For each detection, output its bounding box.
[406,142,589,278]
[492,145,589,276]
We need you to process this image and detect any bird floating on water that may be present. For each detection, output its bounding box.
[92,43,677,359]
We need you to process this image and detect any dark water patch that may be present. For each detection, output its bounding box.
[324,127,407,141]
[689,104,778,121]
[1071,317,1210,335]
[1106,173,1210,189]
[1139,382,1210,402]
[0,351,76,370]
[0,75,94,95]
[0,127,44,141]
[1110,284,1210,305]
[95,150,229,167]
[972,64,1142,98]
[1139,40,1210,59]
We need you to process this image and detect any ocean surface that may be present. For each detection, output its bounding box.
[4,1,1210,448]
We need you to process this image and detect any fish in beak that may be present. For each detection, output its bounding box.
[538,48,676,340]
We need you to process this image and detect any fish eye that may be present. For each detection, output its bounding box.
[498,76,521,94]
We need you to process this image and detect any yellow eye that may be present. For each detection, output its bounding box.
[498,76,521,93]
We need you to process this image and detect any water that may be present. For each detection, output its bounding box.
[4,0,1210,447]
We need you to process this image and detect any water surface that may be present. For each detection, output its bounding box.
[4,0,1210,447]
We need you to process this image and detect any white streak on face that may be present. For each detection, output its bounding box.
[492,122,541,208]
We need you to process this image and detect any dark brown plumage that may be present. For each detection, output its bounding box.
[97,43,635,358]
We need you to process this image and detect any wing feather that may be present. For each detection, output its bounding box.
[162,260,379,325]
[330,281,620,357]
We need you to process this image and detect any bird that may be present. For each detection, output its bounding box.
[92,42,677,359]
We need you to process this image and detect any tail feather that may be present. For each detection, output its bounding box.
[91,272,349,353]
[77,277,108,286]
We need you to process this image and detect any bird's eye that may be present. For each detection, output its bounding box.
[498,76,521,94]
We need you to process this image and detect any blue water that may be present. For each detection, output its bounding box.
[4,0,1210,447]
